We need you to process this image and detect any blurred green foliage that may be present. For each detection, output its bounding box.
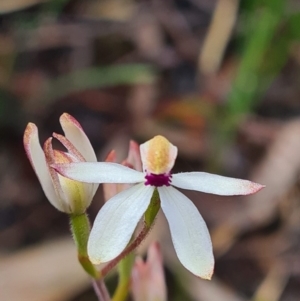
[44,64,156,104]
[226,0,287,126]
[210,0,300,170]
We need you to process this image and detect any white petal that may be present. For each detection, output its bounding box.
[53,162,145,184]
[140,135,178,174]
[158,186,214,279]
[88,183,155,263]
[172,172,265,196]
[59,113,97,162]
[23,123,63,212]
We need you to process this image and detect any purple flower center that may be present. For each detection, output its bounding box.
[145,172,172,187]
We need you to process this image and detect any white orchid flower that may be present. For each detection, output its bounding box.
[23,113,98,214]
[53,135,264,279]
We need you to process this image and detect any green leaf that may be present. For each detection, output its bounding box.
[43,64,156,103]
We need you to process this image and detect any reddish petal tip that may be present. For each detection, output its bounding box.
[105,150,116,162]
[247,182,266,195]
[129,140,139,149]
[23,122,39,164]
[24,122,37,142]
[50,163,59,173]
[60,113,82,129]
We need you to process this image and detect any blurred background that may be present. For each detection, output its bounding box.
[1,0,300,300]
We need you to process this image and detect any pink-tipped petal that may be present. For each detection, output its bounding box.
[127,140,143,172]
[146,242,166,294]
[88,184,155,263]
[172,172,265,196]
[23,123,63,212]
[131,242,167,301]
[140,136,178,174]
[59,113,97,162]
[53,162,145,184]
[103,150,118,202]
[158,186,214,279]
[53,133,85,162]
[105,149,117,163]
[43,138,69,212]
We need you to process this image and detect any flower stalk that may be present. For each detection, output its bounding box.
[70,213,112,301]
[112,253,135,301]
[69,213,100,279]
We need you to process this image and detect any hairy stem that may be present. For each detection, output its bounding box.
[70,213,100,278]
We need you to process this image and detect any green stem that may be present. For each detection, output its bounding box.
[112,253,135,301]
[69,213,100,279]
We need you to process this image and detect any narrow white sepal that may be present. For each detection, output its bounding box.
[60,113,97,162]
[158,186,214,279]
[23,124,63,212]
[88,183,155,263]
[59,113,99,196]
[172,172,264,196]
[53,162,145,184]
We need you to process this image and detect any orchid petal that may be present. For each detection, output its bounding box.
[43,138,69,212]
[59,113,99,196]
[140,135,178,174]
[105,149,116,163]
[23,123,62,212]
[127,140,143,172]
[53,133,85,161]
[53,162,145,184]
[59,113,97,162]
[158,186,214,279]
[103,150,118,202]
[88,183,155,263]
[131,242,167,301]
[172,172,265,196]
